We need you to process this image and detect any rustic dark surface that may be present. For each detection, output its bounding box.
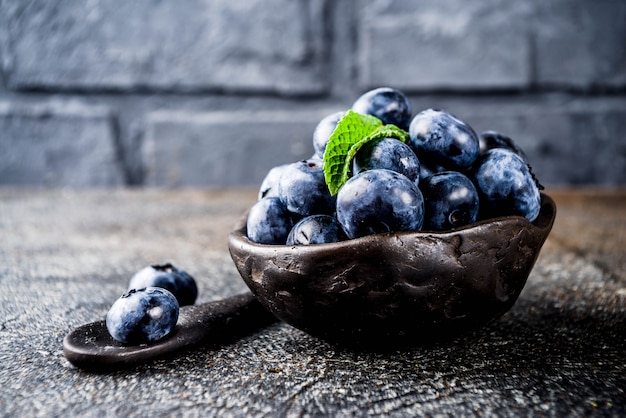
[0,188,624,417]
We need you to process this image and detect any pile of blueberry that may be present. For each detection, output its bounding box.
[247,87,543,245]
[105,263,198,344]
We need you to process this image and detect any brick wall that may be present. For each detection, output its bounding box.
[1,0,625,188]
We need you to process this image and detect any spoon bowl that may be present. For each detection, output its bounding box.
[228,193,556,348]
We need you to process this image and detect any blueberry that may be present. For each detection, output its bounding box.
[351,87,412,130]
[479,130,528,163]
[277,159,336,217]
[473,148,541,222]
[421,171,479,231]
[128,263,198,306]
[313,111,345,159]
[336,169,424,239]
[246,196,294,244]
[106,287,179,345]
[353,137,421,184]
[418,161,447,183]
[258,163,289,200]
[408,109,480,170]
[287,214,347,245]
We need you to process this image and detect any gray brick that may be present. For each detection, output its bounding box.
[0,102,123,187]
[462,103,626,186]
[1,0,328,95]
[143,110,335,187]
[533,0,626,89]
[358,0,532,90]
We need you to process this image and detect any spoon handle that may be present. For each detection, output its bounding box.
[63,292,277,371]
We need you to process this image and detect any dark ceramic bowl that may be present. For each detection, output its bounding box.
[228,193,556,348]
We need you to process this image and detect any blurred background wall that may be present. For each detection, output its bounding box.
[0,0,624,188]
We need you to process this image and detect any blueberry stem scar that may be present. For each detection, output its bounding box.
[63,292,277,372]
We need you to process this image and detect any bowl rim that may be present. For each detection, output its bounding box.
[229,192,556,253]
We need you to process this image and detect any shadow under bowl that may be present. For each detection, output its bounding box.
[228,193,556,348]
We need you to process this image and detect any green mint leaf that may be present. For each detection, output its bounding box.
[323,110,382,195]
[322,110,409,195]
